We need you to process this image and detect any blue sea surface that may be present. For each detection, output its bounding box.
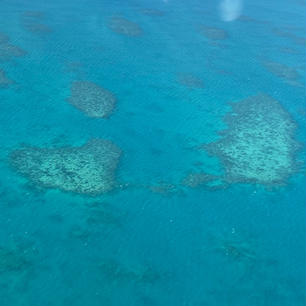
[0,0,305,305]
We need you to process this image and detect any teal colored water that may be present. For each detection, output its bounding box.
[0,0,305,305]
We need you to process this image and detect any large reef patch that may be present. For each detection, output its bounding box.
[67,81,116,118]
[204,94,300,186]
[10,139,121,195]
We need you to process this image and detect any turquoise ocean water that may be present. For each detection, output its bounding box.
[0,0,305,305]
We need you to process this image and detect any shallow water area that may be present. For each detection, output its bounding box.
[0,0,305,305]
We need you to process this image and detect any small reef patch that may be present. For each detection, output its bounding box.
[20,10,52,35]
[199,26,228,40]
[0,69,14,87]
[108,16,143,36]
[67,81,116,118]
[177,73,205,89]
[263,60,302,87]
[9,139,121,195]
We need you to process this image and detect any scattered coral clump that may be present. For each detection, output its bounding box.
[20,10,52,35]
[205,230,257,263]
[204,94,300,186]
[0,30,26,61]
[263,61,301,86]
[181,172,218,188]
[108,16,143,36]
[67,81,116,118]
[0,248,27,273]
[177,73,205,89]
[0,43,26,61]
[199,26,228,40]
[0,69,14,87]
[140,9,165,16]
[10,139,121,195]
[99,259,160,285]
[0,32,9,44]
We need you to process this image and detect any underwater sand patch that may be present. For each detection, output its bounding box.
[0,69,14,88]
[199,26,228,40]
[204,94,300,186]
[177,73,205,89]
[108,16,143,36]
[67,81,116,118]
[10,139,121,195]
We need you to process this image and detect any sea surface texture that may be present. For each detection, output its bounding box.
[0,0,305,305]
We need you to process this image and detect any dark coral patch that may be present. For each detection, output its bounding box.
[67,81,116,118]
[10,139,121,195]
[108,16,143,36]
[199,26,228,40]
[0,69,14,88]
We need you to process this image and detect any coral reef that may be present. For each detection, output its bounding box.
[0,32,9,44]
[21,10,52,34]
[99,259,160,285]
[140,9,165,16]
[85,205,124,227]
[263,61,302,86]
[0,42,26,60]
[10,139,121,195]
[67,81,116,118]
[108,16,143,36]
[204,94,300,186]
[0,238,38,299]
[177,73,205,89]
[0,246,30,273]
[206,230,256,262]
[0,30,26,61]
[199,26,228,40]
[181,172,218,187]
[23,23,52,34]
[0,69,14,87]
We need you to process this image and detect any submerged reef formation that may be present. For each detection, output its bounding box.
[0,243,33,273]
[99,259,160,285]
[0,32,9,44]
[140,8,165,16]
[0,238,38,300]
[108,16,143,36]
[199,26,228,40]
[204,94,300,186]
[263,61,302,87]
[181,172,226,190]
[207,230,256,262]
[20,10,52,35]
[177,73,205,89]
[0,69,14,87]
[67,81,116,118]
[10,139,121,195]
[0,35,26,61]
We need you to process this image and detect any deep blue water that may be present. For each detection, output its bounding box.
[0,0,305,305]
